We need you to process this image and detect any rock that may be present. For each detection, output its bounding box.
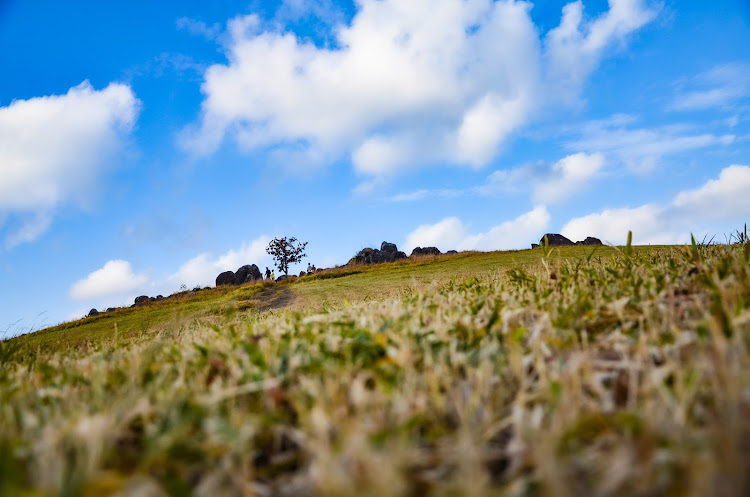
[299,271,306,277]
[216,271,235,286]
[234,264,262,285]
[134,295,151,306]
[447,250,458,254]
[381,241,397,253]
[531,243,540,249]
[277,274,297,282]
[155,295,164,301]
[576,236,603,246]
[106,308,116,313]
[353,243,408,265]
[88,308,99,317]
[411,246,441,257]
[539,234,574,247]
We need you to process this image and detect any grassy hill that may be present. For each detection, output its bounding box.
[1,243,749,496]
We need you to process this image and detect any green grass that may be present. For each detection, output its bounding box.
[2,243,749,496]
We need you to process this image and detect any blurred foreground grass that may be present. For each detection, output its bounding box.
[1,242,749,496]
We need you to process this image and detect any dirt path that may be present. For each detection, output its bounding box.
[244,284,296,313]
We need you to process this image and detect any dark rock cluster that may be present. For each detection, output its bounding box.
[215,264,263,287]
[531,234,603,249]
[354,241,408,264]
[350,242,460,266]
[411,246,441,257]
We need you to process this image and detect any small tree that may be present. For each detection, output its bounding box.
[266,236,308,276]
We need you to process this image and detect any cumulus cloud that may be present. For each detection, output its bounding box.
[405,217,468,252]
[184,0,657,175]
[0,81,139,246]
[167,236,272,289]
[561,164,750,244]
[69,260,149,300]
[404,205,550,253]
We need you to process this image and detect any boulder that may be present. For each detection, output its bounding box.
[446,250,458,255]
[216,271,235,286]
[353,242,408,265]
[531,243,540,249]
[234,264,262,285]
[381,241,398,253]
[299,271,307,277]
[277,274,297,282]
[134,295,151,306]
[88,308,99,317]
[539,234,574,247]
[411,246,441,257]
[106,308,116,313]
[576,236,603,246]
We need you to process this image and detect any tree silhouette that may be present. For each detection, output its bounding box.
[266,236,308,277]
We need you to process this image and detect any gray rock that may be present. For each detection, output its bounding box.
[299,271,307,277]
[576,237,603,246]
[88,308,99,317]
[531,243,540,249]
[381,241,398,253]
[216,271,235,286]
[539,234,574,247]
[446,250,458,254]
[134,295,151,306]
[234,264,262,285]
[411,246,441,257]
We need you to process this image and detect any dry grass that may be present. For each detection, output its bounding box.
[1,242,749,496]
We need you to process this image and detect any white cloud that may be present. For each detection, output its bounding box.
[459,205,551,250]
[176,17,222,40]
[672,165,750,220]
[404,205,550,253]
[544,0,658,102]
[388,152,604,205]
[670,62,750,111]
[184,0,657,176]
[405,217,468,252]
[167,236,272,289]
[4,212,52,250]
[570,118,735,173]
[69,260,149,300]
[561,164,750,244]
[532,152,604,203]
[0,81,139,246]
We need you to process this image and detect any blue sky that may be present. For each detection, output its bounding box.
[1,0,749,337]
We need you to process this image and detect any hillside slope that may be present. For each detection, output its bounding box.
[2,244,749,497]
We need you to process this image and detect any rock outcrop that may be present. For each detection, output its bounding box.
[353,241,408,265]
[411,246,441,257]
[88,308,99,317]
[216,271,235,286]
[533,234,603,248]
[234,264,262,285]
[576,237,603,246]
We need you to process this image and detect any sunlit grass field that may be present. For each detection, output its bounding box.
[1,241,749,496]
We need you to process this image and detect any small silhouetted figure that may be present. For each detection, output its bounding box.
[265,267,271,280]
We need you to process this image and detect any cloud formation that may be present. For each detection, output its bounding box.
[69,260,149,300]
[185,0,657,175]
[0,81,139,246]
[562,164,750,244]
[570,115,735,173]
[167,236,272,289]
[404,205,550,252]
[670,62,750,111]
